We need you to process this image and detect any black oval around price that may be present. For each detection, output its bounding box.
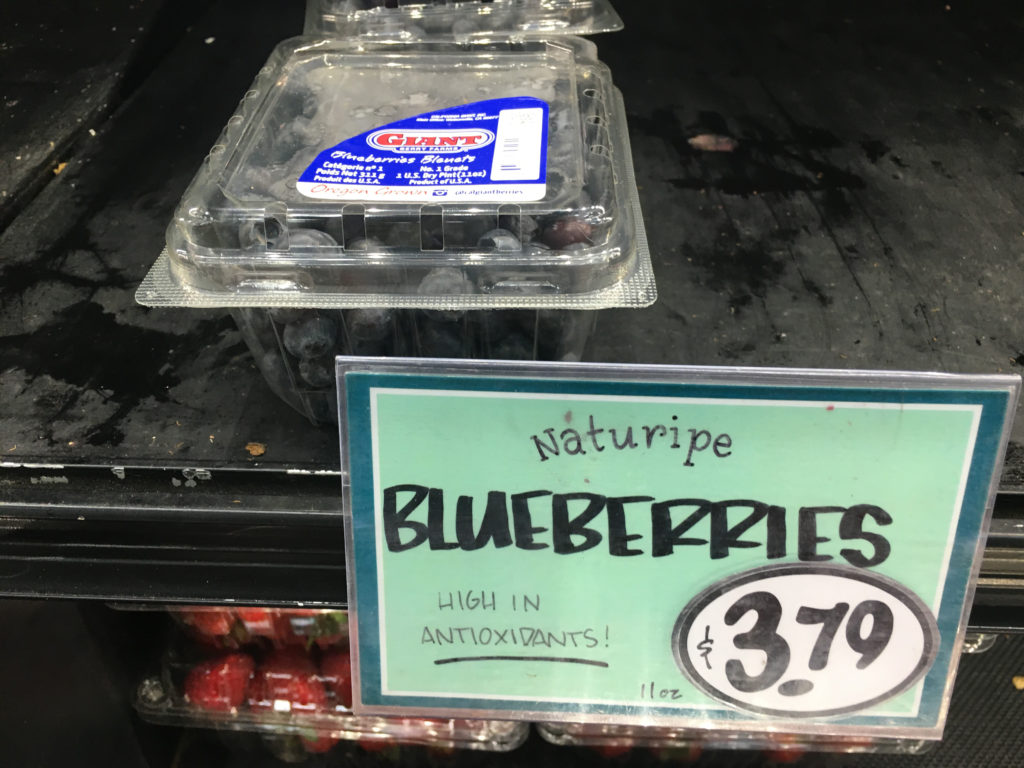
[672,564,940,718]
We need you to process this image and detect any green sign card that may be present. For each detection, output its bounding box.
[338,361,1018,739]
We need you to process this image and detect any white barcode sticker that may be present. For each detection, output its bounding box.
[490,107,545,182]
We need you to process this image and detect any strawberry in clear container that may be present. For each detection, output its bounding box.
[179,608,237,640]
[183,652,255,713]
[319,648,353,709]
[277,609,348,649]
[234,607,278,642]
[301,732,340,754]
[248,648,328,715]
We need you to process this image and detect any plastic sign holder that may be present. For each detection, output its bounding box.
[336,359,1018,741]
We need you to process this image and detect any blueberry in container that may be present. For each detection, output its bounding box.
[305,0,623,41]
[136,36,655,426]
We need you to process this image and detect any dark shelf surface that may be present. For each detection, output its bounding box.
[2,0,1024,609]
[2,0,1024,477]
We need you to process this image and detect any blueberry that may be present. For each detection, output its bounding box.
[548,110,574,138]
[259,351,294,394]
[480,310,517,341]
[283,316,338,359]
[546,169,568,192]
[542,217,593,249]
[350,337,391,356]
[418,268,474,296]
[298,356,336,389]
[537,309,573,338]
[277,85,319,120]
[510,310,540,336]
[346,308,394,343]
[509,310,577,360]
[284,116,322,149]
[345,237,383,251]
[451,17,478,36]
[268,307,315,325]
[239,217,285,249]
[536,309,593,360]
[535,310,575,358]
[417,268,475,322]
[418,321,466,358]
[304,392,338,425]
[267,176,297,201]
[491,332,535,361]
[374,16,425,39]
[575,186,594,209]
[288,148,321,180]
[235,165,276,198]
[263,117,320,165]
[478,229,521,251]
[287,228,338,248]
[498,214,539,241]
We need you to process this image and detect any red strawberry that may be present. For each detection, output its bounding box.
[272,613,302,646]
[764,750,804,765]
[313,632,346,650]
[276,609,348,649]
[301,732,339,753]
[179,608,236,638]
[763,733,806,763]
[358,738,393,753]
[236,607,276,639]
[654,745,702,762]
[542,217,593,249]
[183,653,254,712]
[319,649,353,708]
[311,611,349,648]
[594,744,632,758]
[248,649,327,715]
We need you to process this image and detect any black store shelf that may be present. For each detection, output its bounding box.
[3,0,1024,620]
[1,462,1023,621]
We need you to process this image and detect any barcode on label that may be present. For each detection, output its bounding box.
[490,107,544,182]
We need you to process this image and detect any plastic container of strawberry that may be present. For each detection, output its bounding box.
[135,607,527,754]
[136,36,655,426]
[304,0,624,40]
[170,606,349,649]
[535,722,936,758]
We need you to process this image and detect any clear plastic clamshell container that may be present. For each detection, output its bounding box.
[140,36,651,307]
[305,0,624,40]
[135,607,528,756]
[536,722,935,758]
[137,36,654,424]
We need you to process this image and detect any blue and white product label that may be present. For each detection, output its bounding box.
[297,97,549,202]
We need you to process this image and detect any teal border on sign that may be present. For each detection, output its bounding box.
[343,371,1012,729]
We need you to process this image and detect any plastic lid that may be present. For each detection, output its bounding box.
[141,36,654,311]
[304,0,624,41]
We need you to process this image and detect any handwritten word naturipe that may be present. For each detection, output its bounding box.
[530,414,732,467]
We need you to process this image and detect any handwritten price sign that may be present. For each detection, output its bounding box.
[339,361,1017,739]
[674,564,938,717]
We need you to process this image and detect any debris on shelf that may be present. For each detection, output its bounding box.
[687,134,738,152]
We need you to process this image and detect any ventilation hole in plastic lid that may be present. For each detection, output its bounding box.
[420,205,443,252]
